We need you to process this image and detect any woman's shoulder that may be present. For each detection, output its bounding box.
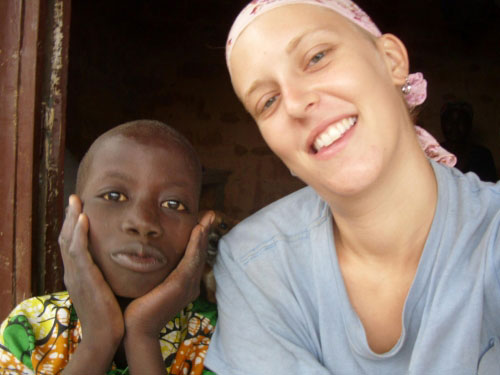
[220,186,330,258]
[434,161,500,207]
[432,161,500,253]
[231,186,326,231]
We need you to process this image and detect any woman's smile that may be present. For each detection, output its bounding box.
[311,115,357,153]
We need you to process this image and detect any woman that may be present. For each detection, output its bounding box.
[206,1,500,373]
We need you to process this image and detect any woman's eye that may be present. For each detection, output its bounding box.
[102,192,127,202]
[162,200,187,211]
[261,95,278,113]
[308,51,325,67]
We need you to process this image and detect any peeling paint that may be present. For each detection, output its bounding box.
[34,0,68,295]
[49,0,64,100]
[0,253,11,268]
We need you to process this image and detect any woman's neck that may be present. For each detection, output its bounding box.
[328,142,438,264]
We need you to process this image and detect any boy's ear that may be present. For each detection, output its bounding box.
[377,33,409,86]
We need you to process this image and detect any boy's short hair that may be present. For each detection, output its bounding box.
[75,120,202,197]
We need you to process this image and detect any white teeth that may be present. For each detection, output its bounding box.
[327,126,341,140]
[313,116,356,152]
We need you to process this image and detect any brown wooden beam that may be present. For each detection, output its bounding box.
[0,0,70,321]
[34,0,71,295]
[0,0,23,321]
[16,0,44,306]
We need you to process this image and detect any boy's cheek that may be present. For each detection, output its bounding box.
[175,216,198,242]
[86,233,99,260]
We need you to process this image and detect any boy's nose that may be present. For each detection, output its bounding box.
[122,201,163,238]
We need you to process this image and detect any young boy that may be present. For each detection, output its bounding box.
[0,120,216,375]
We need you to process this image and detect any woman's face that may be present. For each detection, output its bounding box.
[230,4,411,199]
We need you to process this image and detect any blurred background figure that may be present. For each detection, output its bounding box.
[441,101,498,182]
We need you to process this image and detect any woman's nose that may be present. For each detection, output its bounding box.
[282,83,319,118]
[121,200,163,238]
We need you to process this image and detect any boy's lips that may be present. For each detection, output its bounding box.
[111,243,167,273]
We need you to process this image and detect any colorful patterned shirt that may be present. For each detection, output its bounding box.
[0,291,216,375]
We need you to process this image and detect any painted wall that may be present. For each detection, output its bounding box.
[66,0,499,221]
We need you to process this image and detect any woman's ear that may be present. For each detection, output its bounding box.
[376,34,409,86]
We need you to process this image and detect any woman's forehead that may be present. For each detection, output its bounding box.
[229,5,364,94]
[226,0,381,69]
[230,4,367,63]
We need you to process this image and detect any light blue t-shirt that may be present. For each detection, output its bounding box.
[205,162,500,375]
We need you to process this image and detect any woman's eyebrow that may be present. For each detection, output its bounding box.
[244,79,267,102]
[285,28,327,54]
[243,29,331,102]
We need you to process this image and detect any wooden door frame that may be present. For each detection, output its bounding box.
[0,0,71,321]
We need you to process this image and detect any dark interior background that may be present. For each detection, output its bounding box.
[66,0,500,221]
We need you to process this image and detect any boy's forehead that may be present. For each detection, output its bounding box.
[76,120,202,196]
[109,131,181,149]
[81,135,198,193]
[93,134,190,166]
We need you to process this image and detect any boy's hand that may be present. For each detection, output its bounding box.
[124,210,214,334]
[122,210,214,374]
[59,195,123,373]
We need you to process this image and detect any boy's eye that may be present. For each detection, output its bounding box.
[308,51,325,67]
[102,192,127,202]
[161,200,187,211]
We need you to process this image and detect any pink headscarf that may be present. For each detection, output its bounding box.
[226,0,457,167]
[226,0,381,65]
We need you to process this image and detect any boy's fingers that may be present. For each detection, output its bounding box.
[68,214,90,257]
[59,195,82,251]
[181,221,211,273]
[183,210,214,264]
[63,213,98,289]
[158,224,208,304]
[153,212,215,301]
[198,210,215,231]
[61,213,90,265]
[147,220,215,314]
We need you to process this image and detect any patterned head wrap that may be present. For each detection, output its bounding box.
[226,0,457,167]
[226,0,381,62]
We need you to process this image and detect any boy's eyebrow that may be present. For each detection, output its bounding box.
[100,170,135,183]
[101,170,193,188]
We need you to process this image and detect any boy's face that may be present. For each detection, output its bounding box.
[79,135,199,298]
